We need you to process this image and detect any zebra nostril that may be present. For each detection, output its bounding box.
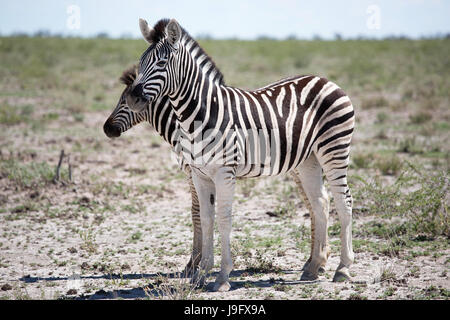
[103,119,121,138]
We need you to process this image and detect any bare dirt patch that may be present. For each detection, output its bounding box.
[0,111,448,300]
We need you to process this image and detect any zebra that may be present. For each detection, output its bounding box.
[103,65,203,275]
[125,18,355,292]
[103,64,324,278]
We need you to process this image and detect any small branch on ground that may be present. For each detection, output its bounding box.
[67,154,72,182]
[53,150,65,183]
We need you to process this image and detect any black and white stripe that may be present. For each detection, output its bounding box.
[126,18,356,285]
[128,21,354,196]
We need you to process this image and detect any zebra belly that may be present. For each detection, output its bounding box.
[234,129,306,178]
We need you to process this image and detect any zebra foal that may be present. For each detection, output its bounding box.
[103,66,202,275]
[103,65,322,278]
[126,18,355,291]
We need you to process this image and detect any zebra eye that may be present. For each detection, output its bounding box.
[156,60,166,67]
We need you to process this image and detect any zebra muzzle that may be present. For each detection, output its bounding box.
[103,119,121,138]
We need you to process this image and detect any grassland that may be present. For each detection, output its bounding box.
[0,36,449,300]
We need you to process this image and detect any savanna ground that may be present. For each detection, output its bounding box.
[0,36,448,300]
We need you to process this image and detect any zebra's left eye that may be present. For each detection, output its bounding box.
[156,60,166,67]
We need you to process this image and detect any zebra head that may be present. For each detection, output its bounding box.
[104,65,148,138]
[126,18,182,112]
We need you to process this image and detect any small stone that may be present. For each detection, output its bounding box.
[1,284,12,291]
[80,196,90,204]
[66,289,77,295]
[68,247,78,254]
[81,262,90,270]
[265,211,279,217]
[29,191,40,199]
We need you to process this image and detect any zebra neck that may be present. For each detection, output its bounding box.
[145,96,179,148]
[171,77,231,137]
[169,40,228,135]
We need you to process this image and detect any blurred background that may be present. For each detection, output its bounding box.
[0,1,448,300]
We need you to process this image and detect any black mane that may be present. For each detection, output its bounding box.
[149,18,170,43]
[119,65,137,86]
[150,19,225,85]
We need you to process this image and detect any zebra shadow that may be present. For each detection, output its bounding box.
[19,272,179,300]
[19,269,318,300]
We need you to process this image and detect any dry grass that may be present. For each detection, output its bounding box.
[0,36,448,300]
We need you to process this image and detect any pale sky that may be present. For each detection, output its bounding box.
[0,0,449,39]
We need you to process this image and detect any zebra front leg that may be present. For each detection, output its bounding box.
[182,172,203,277]
[212,167,235,292]
[190,169,216,286]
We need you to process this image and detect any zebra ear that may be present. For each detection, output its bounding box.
[166,19,182,48]
[139,18,153,44]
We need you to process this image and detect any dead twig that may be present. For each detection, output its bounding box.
[67,154,72,182]
[53,150,65,183]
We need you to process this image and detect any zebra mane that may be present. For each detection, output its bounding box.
[151,19,225,85]
[149,18,171,43]
[119,65,137,86]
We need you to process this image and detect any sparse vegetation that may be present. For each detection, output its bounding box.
[0,158,57,188]
[0,36,448,300]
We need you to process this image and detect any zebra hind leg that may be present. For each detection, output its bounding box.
[293,154,330,281]
[290,171,328,274]
[328,176,354,282]
[318,152,354,282]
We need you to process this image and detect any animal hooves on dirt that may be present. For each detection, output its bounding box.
[213,281,231,292]
[302,261,325,274]
[300,270,319,281]
[332,270,351,283]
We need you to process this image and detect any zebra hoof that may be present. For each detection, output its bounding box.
[302,261,325,274]
[213,280,231,292]
[332,268,351,283]
[300,270,319,281]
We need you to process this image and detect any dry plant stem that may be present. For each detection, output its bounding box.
[53,149,65,183]
[67,154,72,182]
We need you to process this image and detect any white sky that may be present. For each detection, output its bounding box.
[0,0,449,39]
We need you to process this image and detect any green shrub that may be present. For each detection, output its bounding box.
[0,104,33,125]
[0,159,56,188]
[353,163,449,239]
[361,96,389,109]
[374,156,403,176]
[409,111,432,124]
[352,153,372,169]
[376,112,389,123]
[397,137,423,155]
